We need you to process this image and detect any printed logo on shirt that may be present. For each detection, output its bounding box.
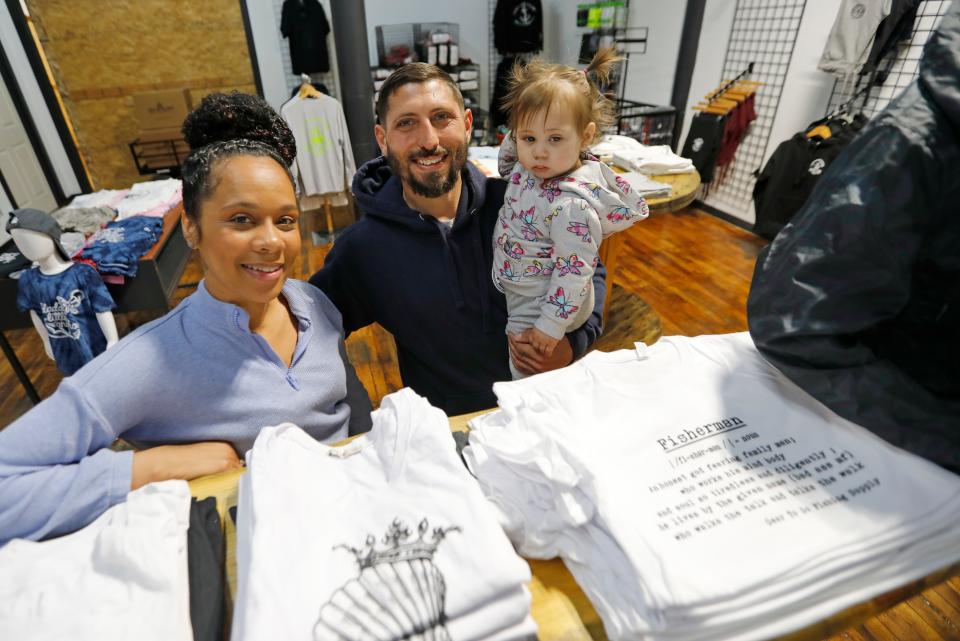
[306,116,333,157]
[808,158,826,176]
[0,252,17,264]
[513,1,537,27]
[40,289,84,341]
[692,137,704,152]
[90,227,125,244]
[315,518,460,640]
[851,3,866,18]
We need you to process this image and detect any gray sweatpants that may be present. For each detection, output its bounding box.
[504,286,595,379]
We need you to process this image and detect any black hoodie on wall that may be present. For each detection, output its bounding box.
[494,0,543,54]
[281,0,331,74]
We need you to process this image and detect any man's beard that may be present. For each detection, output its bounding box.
[386,138,468,198]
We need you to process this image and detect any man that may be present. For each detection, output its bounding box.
[310,64,606,415]
[747,1,960,472]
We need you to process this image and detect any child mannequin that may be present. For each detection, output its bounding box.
[493,48,648,378]
[8,209,118,374]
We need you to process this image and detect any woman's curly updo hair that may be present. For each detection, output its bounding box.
[180,91,297,225]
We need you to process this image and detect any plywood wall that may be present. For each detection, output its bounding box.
[26,0,257,190]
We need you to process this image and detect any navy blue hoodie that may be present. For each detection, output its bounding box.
[311,157,606,415]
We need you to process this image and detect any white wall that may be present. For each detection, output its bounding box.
[621,1,686,106]
[542,1,685,106]
[542,1,581,67]
[0,2,82,199]
[678,1,737,154]
[245,0,291,111]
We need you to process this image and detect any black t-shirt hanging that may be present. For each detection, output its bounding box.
[681,112,726,184]
[280,0,331,74]
[494,0,543,54]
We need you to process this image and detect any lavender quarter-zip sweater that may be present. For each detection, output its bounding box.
[0,279,350,544]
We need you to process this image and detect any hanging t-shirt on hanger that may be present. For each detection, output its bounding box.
[16,262,115,375]
[280,0,331,74]
[818,0,893,76]
[494,0,544,54]
[281,93,356,200]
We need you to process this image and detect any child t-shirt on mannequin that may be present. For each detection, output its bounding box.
[7,209,118,375]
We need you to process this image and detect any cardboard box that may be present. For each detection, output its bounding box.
[132,89,191,132]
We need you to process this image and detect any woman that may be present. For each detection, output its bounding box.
[0,93,365,544]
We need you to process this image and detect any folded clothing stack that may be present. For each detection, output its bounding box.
[232,388,537,641]
[115,178,183,220]
[613,171,672,199]
[612,144,695,175]
[65,188,130,210]
[52,205,117,237]
[78,215,165,277]
[465,333,960,641]
[0,481,193,641]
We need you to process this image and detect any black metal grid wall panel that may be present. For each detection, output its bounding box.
[825,0,948,119]
[272,0,340,101]
[702,0,806,218]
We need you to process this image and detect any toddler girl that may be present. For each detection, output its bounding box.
[493,48,649,378]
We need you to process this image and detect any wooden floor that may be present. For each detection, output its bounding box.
[1,206,958,640]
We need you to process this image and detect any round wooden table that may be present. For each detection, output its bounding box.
[595,169,701,349]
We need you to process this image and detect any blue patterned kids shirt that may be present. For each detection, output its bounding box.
[16,263,116,375]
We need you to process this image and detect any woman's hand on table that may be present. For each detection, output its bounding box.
[131,442,244,490]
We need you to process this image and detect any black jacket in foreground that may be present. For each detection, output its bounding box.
[747,1,960,471]
[311,158,606,416]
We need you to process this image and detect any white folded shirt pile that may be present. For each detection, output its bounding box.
[65,188,130,210]
[232,388,537,641]
[613,171,673,199]
[589,134,645,163]
[613,147,695,176]
[591,134,695,175]
[0,481,193,641]
[464,333,960,641]
[115,178,183,219]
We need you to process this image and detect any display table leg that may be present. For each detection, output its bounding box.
[0,331,40,405]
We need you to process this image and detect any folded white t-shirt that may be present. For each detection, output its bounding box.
[0,481,192,641]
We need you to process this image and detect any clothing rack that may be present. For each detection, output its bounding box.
[703,62,754,105]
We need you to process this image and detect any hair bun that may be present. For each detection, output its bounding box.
[181,91,296,166]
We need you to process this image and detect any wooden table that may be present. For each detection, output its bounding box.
[190,407,959,641]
